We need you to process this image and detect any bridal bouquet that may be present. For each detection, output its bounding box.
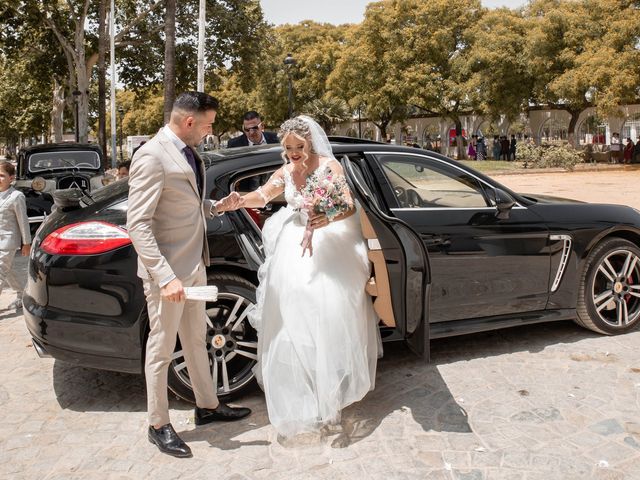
[299,169,352,257]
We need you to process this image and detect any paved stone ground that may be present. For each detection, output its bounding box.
[2,167,640,479]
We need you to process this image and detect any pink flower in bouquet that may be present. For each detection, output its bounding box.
[298,167,352,257]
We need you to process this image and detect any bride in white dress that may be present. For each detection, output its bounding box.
[225,116,380,439]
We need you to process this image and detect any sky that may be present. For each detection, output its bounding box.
[260,0,528,26]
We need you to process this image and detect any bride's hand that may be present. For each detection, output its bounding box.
[308,212,330,229]
[215,191,244,212]
[300,225,314,257]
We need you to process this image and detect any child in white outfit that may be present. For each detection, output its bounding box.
[0,161,31,310]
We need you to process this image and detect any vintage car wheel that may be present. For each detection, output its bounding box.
[167,273,259,403]
[576,237,640,334]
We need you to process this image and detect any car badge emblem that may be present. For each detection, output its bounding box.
[212,334,225,349]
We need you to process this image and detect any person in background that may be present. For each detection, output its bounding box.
[116,160,131,180]
[227,111,279,148]
[623,137,634,164]
[132,140,147,158]
[0,161,31,311]
[467,137,476,159]
[509,134,517,161]
[500,136,510,160]
[610,132,621,163]
[476,136,486,160]
[492,135,500,160]
[633,137,640,164]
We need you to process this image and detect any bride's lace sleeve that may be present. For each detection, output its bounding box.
[326,159,354,208]
[255,168,285,206]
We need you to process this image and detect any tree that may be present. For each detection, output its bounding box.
[301,96,350,133]
[273,21,351,109]
[0,55,54,145]
[97,0,108,157]
[466,7,533,121]
[163,0,176,122]
[117,0,270,97]
[0,1,70,143]
[329,6,409,141]
[208,70,259,142]
[350,0,484,157]
[525,0,640,144]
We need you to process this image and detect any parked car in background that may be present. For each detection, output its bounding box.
[14,143,104,233]
[23,141,640,403]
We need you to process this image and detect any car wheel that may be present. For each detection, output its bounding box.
[167,272,259,403]
[576,237,640,334]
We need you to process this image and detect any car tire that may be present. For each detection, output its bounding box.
[167,272,259,403]
[575,237,640,334]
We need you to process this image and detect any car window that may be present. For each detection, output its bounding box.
[377,154,489,209]
[233,168,285,230]
[29,150,100,172]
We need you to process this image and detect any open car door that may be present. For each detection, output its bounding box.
[341,155,432,359]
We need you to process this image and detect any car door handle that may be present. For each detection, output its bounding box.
[422,235,450,248]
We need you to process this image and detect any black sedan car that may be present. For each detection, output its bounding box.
[14,142,105,234]
[23,142,640,402]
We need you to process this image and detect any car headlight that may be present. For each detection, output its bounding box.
[31,177,47,192]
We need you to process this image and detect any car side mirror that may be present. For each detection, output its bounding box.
[493,188,515,220]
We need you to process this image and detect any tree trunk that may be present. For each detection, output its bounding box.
[567,109,581,147]
[51,80,65,142]
[378,123,388,141]
[97,0,108,162]
[163,0,177,123]
[75,31,89,143]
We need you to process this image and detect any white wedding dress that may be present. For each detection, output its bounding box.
[249,161,381,438]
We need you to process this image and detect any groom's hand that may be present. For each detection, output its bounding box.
[161,278,185,303]
[215,191,244,212]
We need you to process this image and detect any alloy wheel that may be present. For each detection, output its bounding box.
[170,291,258,398]
[591,248,640,328]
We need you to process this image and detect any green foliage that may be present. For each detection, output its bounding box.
[329,4,409,138]
[467,8,533,120]
[118,0,270,97]
[525,0,640,129]
[518,142,583,170]
[208,69,260,138]
[301,96,350,133]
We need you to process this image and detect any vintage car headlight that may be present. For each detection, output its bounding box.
[31,177,47,192]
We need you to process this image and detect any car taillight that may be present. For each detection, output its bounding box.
[41,221,131,255]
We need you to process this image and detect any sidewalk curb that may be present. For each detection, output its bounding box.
[490,163,640,176]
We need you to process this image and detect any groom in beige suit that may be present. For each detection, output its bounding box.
[127,92,250,458]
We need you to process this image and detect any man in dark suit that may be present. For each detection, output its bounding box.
[227,111,279,148]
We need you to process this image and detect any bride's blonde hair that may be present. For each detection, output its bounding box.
[278,117,315,167]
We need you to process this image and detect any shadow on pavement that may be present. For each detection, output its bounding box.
[319,320,599,448]
[52,361,149,412]
[50,319,601,448]
[0,309,21,321]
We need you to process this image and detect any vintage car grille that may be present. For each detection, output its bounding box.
[57,175,90,191]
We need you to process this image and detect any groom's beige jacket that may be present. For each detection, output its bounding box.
[126,128,213,285]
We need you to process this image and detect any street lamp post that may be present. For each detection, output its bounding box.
[118,107,124,162]
[283,53,296,119]
[357,105,362,138]
[72,89,81,142]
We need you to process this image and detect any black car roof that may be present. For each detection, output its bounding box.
[20,142,104,156]
[202,141,430,164]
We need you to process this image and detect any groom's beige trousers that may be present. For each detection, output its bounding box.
[144,263,219,427]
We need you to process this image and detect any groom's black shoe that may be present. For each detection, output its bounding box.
[148,424,192,458]
[195,402,252,425]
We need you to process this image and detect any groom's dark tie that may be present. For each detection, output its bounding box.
[182,146,202,194]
